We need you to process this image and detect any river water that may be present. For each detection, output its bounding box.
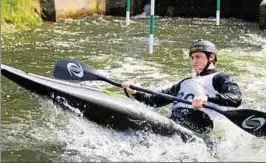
[1,16,266,162]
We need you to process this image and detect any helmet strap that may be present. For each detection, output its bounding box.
[197,61,210,76]
[197,54,211,76]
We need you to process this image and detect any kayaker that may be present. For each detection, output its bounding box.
[122,39,242,134]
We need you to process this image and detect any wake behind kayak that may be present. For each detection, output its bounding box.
[1,64,204,142]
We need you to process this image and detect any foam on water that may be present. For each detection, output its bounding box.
[44,105,213,162]
[6,98,207,162]
[2,16,266,162]
[13,91,260,162]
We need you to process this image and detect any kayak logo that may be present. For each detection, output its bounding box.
[67,63,84,78]
[242,115,265,131]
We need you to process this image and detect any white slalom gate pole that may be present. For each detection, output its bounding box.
[126,0,130,26]
[216,0,220,25]
[149,0,155,55]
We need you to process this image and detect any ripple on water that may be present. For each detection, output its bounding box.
[2,16,266,162]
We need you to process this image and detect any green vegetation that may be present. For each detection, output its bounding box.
[2,0,42,33]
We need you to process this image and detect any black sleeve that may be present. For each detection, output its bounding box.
[132,78,190,107]
[208,72,242,107]
[132,92,171,107]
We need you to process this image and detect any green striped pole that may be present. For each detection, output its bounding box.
[216,0,220,25]
[149,0,155,55]
[126,0,130,26]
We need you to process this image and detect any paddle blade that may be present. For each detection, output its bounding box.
[54,59,101,81]
[225,109,266,137]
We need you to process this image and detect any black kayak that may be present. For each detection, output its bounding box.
[1,64,203,142]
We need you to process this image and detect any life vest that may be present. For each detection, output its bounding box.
[171,72,228,121]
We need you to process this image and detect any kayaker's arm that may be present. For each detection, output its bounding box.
[207,72,242,107]
[132,82,182,107]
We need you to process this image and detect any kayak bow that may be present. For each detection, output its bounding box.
[1,64,204,142]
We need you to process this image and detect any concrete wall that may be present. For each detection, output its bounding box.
[55,0,106,19]
[154,0,262,21]
[40,0,264,25]
[40,0,106,21]
[232,0,262,21]
[104,0,262,22]
[55,0,95,19]
[260,0,266,29]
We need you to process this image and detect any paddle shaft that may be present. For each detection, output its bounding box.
[100,76,224,114]
[131,85,222,112]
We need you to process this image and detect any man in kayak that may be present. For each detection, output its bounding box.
[122,39,242,134]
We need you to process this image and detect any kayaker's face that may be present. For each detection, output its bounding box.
[191,52,208,73]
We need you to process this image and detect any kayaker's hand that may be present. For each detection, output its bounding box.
[121,81,137,94]
[192,96,208,110]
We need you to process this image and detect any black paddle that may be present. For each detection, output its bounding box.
[53,59,266,138]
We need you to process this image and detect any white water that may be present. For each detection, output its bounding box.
[18,97,263,162]
[2,17,266,162]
